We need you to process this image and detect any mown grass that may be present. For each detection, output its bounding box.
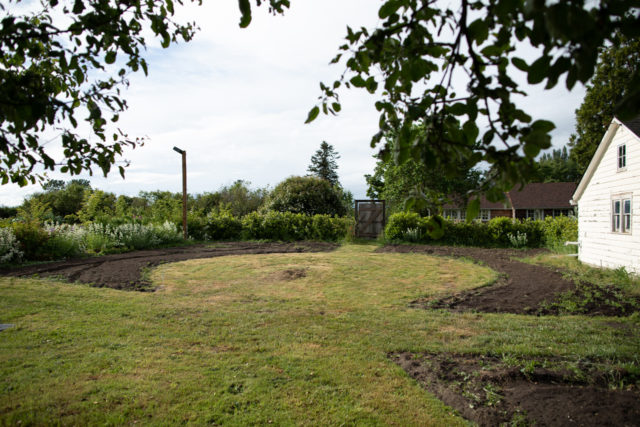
[1,244,639,425]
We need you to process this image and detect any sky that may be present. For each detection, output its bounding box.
[0,0,586,207]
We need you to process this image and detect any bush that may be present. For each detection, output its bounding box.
[240,211,350,241]
[543,216,578,250]
[263,176,347,217]
[385,213,549,248]
[206,211,243,240]
[0,227,23,263]
[11,221,50,260]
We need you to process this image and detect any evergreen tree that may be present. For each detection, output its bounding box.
[307,141,340,186]
[533,146,581,183]
[569,36,640,174]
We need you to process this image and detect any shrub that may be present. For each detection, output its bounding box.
[0,227,23,263]
[206,210,243,240]
[11,221,50,260]
[263,176,347,216]
[543,215,578,250]
[385,212,421,240]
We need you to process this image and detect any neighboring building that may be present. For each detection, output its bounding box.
[571,116,640,273]
[442,182,577,222]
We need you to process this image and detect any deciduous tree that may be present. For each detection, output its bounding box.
[569,36,640,174]
[306,0,640,215]
[0,0,290,186]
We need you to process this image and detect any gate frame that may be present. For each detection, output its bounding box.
[354,199,386,238]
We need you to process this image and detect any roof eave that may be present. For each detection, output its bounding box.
[571,119,622,204]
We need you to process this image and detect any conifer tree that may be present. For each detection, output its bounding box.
[307,141,340,186]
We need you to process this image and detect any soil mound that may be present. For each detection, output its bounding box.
[377,244,639,316]
[1,241,336,291]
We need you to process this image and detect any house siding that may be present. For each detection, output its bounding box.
[577,125,640,273]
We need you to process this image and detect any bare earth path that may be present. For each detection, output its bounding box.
[377,244,638,316]
[1,241,337,291]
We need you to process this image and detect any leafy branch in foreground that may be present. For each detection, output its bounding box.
[308,0,640,211]
[0,0,290,186]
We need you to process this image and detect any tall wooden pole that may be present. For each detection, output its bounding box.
[181,150,187,239]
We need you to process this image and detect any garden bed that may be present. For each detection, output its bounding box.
[377,245,640,316]
[1,241,337,291]
[391,351,640,426]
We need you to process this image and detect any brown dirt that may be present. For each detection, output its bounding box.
[391,352,640,427]
[1,241,336,291]
[376,244,639,316]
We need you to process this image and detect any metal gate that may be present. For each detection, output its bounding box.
[355,200,386,238]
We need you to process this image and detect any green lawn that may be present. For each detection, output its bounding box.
[1,244,638,425]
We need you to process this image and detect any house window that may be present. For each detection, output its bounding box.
[618,144,626,170]
[612,198,631,233]
[526,209,543,220]
[480,209,490,221]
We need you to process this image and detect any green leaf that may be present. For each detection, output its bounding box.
[523,141,542,158]
[378,0,402,19]
[511,57,528,71]
[105,51,116,64]
[466,198,480,223]
[449,103,467,116]
[305,106,320,124]
[467,19,489,45]
[350,75,366,88]
[425,216,445,240]
[238,0,252,28]
[531,119,555,133]
[527,56,550,84]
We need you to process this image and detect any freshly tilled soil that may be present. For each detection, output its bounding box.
[1,241,337,291]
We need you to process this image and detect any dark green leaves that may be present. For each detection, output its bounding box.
[465,198,480,223]
[238,0,252,28]
[305,106,320,124]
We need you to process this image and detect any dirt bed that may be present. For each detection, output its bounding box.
[377,244,639,316]
[1,241,337,291]
[391,352,640,427]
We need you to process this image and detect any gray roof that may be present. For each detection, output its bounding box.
[621,115,640,138]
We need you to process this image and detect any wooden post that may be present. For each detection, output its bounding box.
[181,150,187,239]
[173,146,188,239]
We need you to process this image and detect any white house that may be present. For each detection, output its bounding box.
[571,116,640,273]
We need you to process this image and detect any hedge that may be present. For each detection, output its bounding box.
[385,212,575,249]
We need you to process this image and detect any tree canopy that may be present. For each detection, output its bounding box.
[305,0,640,214]
[569,35,640,174]
[307,141,340,186]
[532,146,581,183]
[0,0,290,186]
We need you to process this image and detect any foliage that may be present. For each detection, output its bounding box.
[365,134,482,215]
[308,1,640,204]
[21,179,91,222]
[569,36,640,174]
[216,180,267,218]
[0,226,23,263]
[543,215,578,251]
[242,211,352,242]
[77,190,116,223]
[42,223,87,259]
[11,221,50,260]
[0,206,17,219]
[532,146,581,183]
[385,213,570,249]
[206,210,243,240]
[0,0,292,185]
[263,176,347,217]
[307,141,341,186]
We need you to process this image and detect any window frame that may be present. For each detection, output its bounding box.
[612,196,632,234]
[617,144,627,171]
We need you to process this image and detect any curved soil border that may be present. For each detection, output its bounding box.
[1,241,337,291]
[376,244,638,316]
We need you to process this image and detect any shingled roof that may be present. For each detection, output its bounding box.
[621,115,640,139]
[444,182,577,210]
